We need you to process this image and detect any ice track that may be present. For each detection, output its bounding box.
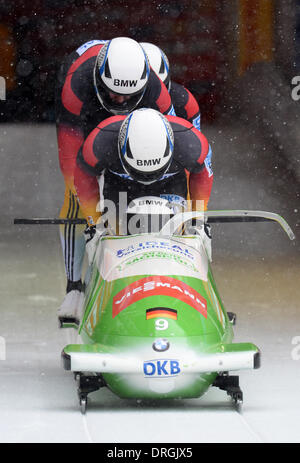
[0,123,299,443]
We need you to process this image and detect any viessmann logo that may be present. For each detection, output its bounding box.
[112,276,207,318]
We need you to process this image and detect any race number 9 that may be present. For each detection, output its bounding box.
[155,319,169,331]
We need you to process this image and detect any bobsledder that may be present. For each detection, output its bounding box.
[15,199,295,413]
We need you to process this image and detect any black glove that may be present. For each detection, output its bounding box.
[84,225,96,244]
[204,223,212,239]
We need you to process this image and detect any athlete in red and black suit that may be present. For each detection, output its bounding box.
[74,114,213,227]
[55,38,174,324]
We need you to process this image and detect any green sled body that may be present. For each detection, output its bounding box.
[63,231,260,400]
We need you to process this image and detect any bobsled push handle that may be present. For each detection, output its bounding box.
[159,210,295,240]
[14,218,87,225]
[159,210,205,236]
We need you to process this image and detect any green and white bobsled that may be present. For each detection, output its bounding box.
[59,205,295,413]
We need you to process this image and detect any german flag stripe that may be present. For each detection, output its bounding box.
[147,312,177,320]
[146,308,177,320]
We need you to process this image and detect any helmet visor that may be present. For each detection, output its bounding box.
[95,71,145,114]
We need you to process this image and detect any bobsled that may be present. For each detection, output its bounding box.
[59,199,295,413]
[14,199,295,413]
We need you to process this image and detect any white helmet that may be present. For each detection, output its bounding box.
[140,42,170,90]
[94,37,150,114]
[118,108,174,185]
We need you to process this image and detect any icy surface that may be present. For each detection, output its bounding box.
[0,123,299,443]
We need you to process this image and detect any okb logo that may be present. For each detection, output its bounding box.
[144,359,181,377]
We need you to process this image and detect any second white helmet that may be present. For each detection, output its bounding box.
[140,42,170,89]
[118,108,174,185]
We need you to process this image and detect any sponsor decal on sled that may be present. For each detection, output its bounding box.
[112,276,207,318]
[143,359,181,377]
[116,241,195,260]
[117,251,199,273]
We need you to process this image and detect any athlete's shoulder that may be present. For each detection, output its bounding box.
[167,115,194,131]
[74,40,108,58]
[66,40,107,75]
[168,115,209,166]
[96,115,126,132]
[81,115,122,169]
[59,41,107,117]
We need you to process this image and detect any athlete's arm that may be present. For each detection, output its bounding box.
[183,87,201,131]
[170,117,213,210]
[189,157,213,211]
[145,70,176,116]
[170,82,201,130]
[188,129,213,211]
[57,124,85,194]
[74,161,100,226]
[74,126,104,226]
[74,115,124,225]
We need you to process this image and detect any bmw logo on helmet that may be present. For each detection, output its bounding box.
[94,37,150,114]
[118,108,174,185]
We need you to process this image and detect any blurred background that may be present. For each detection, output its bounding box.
[0,0,300,443]
[0,0,298,121]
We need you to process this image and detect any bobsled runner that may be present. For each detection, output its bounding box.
[15,199,295,413]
